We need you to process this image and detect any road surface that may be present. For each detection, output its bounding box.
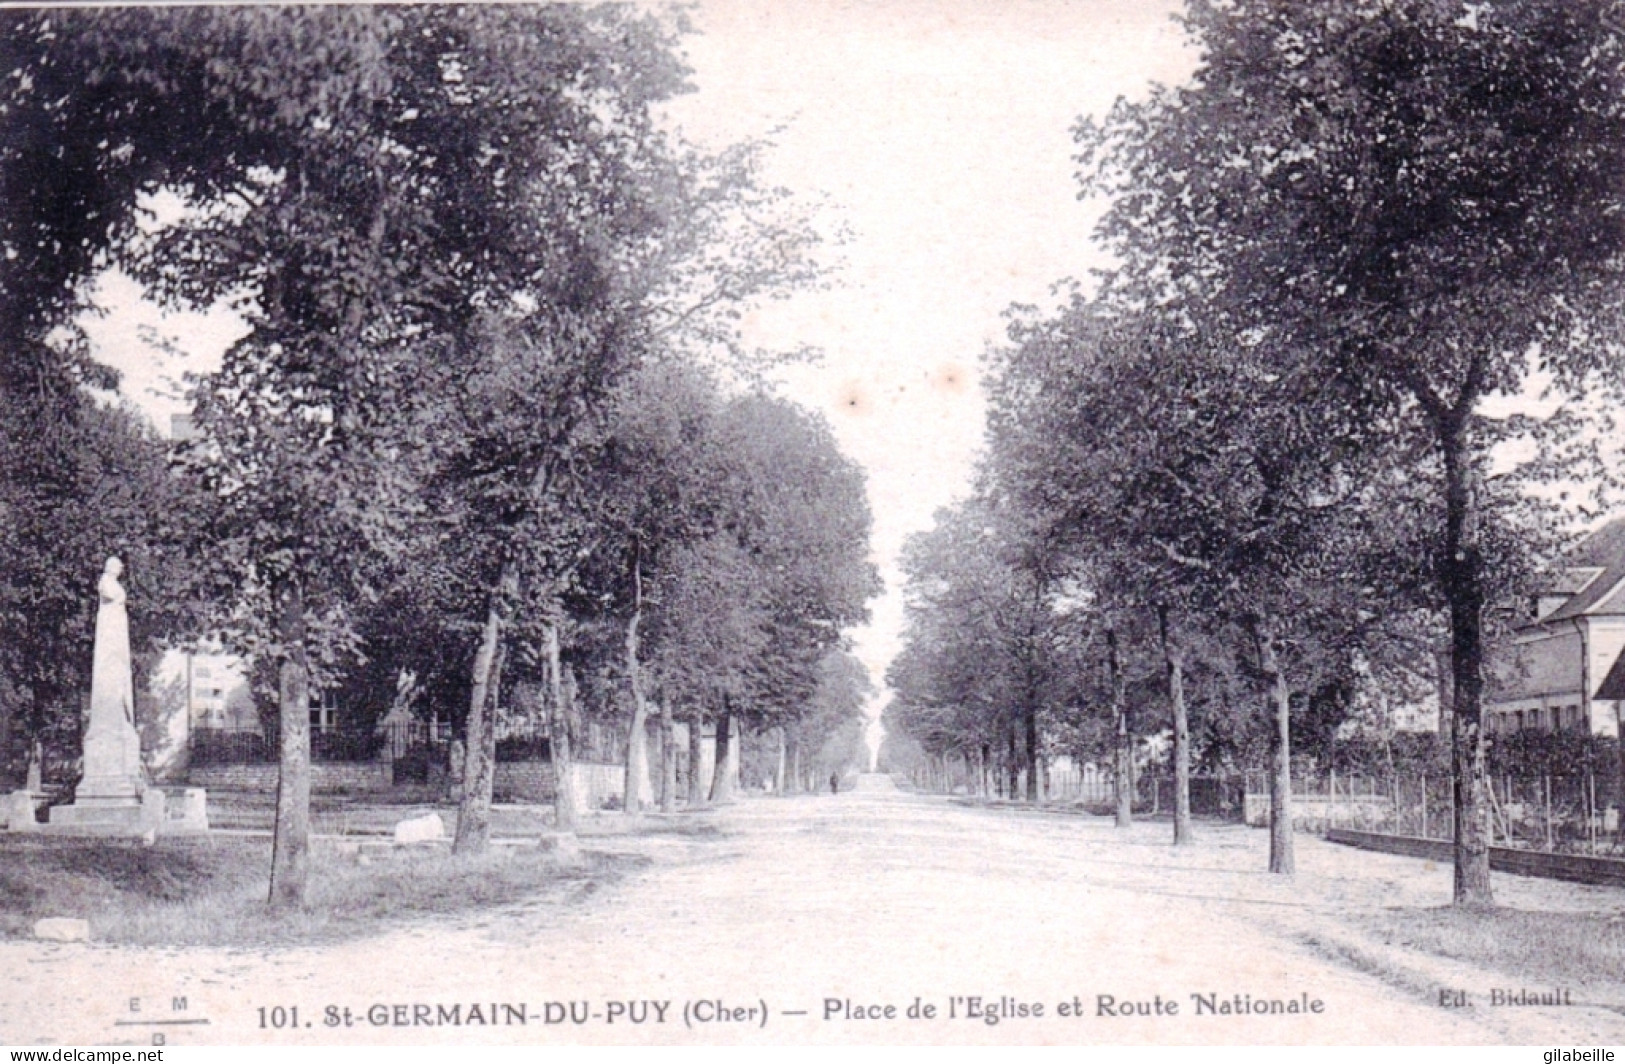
[2,774,1617,1045]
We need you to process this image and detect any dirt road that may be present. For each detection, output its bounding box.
[3,774,1618,1045]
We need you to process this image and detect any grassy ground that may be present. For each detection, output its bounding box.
[958,796,1625,1003]
[1352,904,1625,991]
[204,790,725,836]
[0,814,717,949]
[204,792,555,835]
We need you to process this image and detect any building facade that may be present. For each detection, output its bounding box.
[1486,518,1625,737]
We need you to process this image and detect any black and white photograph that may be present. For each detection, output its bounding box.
[4,0,1625,1048]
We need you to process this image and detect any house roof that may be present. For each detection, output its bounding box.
[1542,517,1625,622]
[1596,645,1625,702]
[1547,566,1605,596]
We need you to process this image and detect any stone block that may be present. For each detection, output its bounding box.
[2,790,37,832]
[141,788,165,831]
[49,802,146,831]
[33,918,90,943]
[159,788,209,835]
[393,812,445,844]
[538,831,582,864]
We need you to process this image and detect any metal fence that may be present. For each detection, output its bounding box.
[910,759,1247,819]
[190,726,384,764]
[190,715,557,768]
[1245,771,1625,857]
[190,728,273,764]
[1048,769,1246,818]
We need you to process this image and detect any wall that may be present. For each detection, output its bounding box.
[1488,626,1586,732]
[188,761,392,793]
[492,760,625,813]
[1586,616,1625,736]
[492,760,556,803]
[193,757,627,813]
[1329,828,1625,888]
[1496,627,1584,702]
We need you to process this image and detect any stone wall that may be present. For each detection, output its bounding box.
[492,760,624,812]
[189,758,625,812]
[492,760,556,803]
[188,761,392,793]
[1328,827,1625,888]
[572,762,626,811]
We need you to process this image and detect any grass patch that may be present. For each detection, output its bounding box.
[206,795,728,838]
[1357,906,1625,989]
[576,814,722,838]
[0,834,634,949]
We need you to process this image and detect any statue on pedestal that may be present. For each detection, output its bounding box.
[30,558,211,835]
[64,557,145,809]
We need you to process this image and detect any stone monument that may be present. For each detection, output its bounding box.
[49,558,154,831]
[24,741,42,796]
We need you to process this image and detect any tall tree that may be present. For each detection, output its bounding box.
[1079,0,1625,902]
[986,297,1425,866]
[889,487,1080,803]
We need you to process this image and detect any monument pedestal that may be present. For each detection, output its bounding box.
[2,791,37,831]
[48,788,161,833]
[36,787,208,836]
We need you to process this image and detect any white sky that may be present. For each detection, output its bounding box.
[665,0,1194,712]
[85,0,1196,716]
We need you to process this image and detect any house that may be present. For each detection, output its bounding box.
[163,650,255,733]
[1486,517,1625,737]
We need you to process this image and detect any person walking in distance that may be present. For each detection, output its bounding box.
[829,772,839,795]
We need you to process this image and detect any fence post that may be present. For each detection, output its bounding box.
[1544,774,1554,852]
[1590,770,1599,855]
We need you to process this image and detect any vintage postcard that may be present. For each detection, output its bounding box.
[3,0,1625,1050]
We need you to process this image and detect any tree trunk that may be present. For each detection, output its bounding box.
[688,709,707,806]
[0,700,11,785]
[453,602,504,855]
[1441,431,1493,905]
[773,726,786,794]
[454,561,517,855]
[1108,621,1132,828]
[544,618,578,832]
[1160,605,1193,846]
[268,579,310,909]
[1024,700,1039,802]
[659,699,677,814]
[709,700,734,803]
[980,742,991,797]
[622,538,649,814]
[1256,624,1294,875]
[786,735,801,795]
[1005,724,1019,800]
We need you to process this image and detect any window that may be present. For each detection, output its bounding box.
[309,690,337,733]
